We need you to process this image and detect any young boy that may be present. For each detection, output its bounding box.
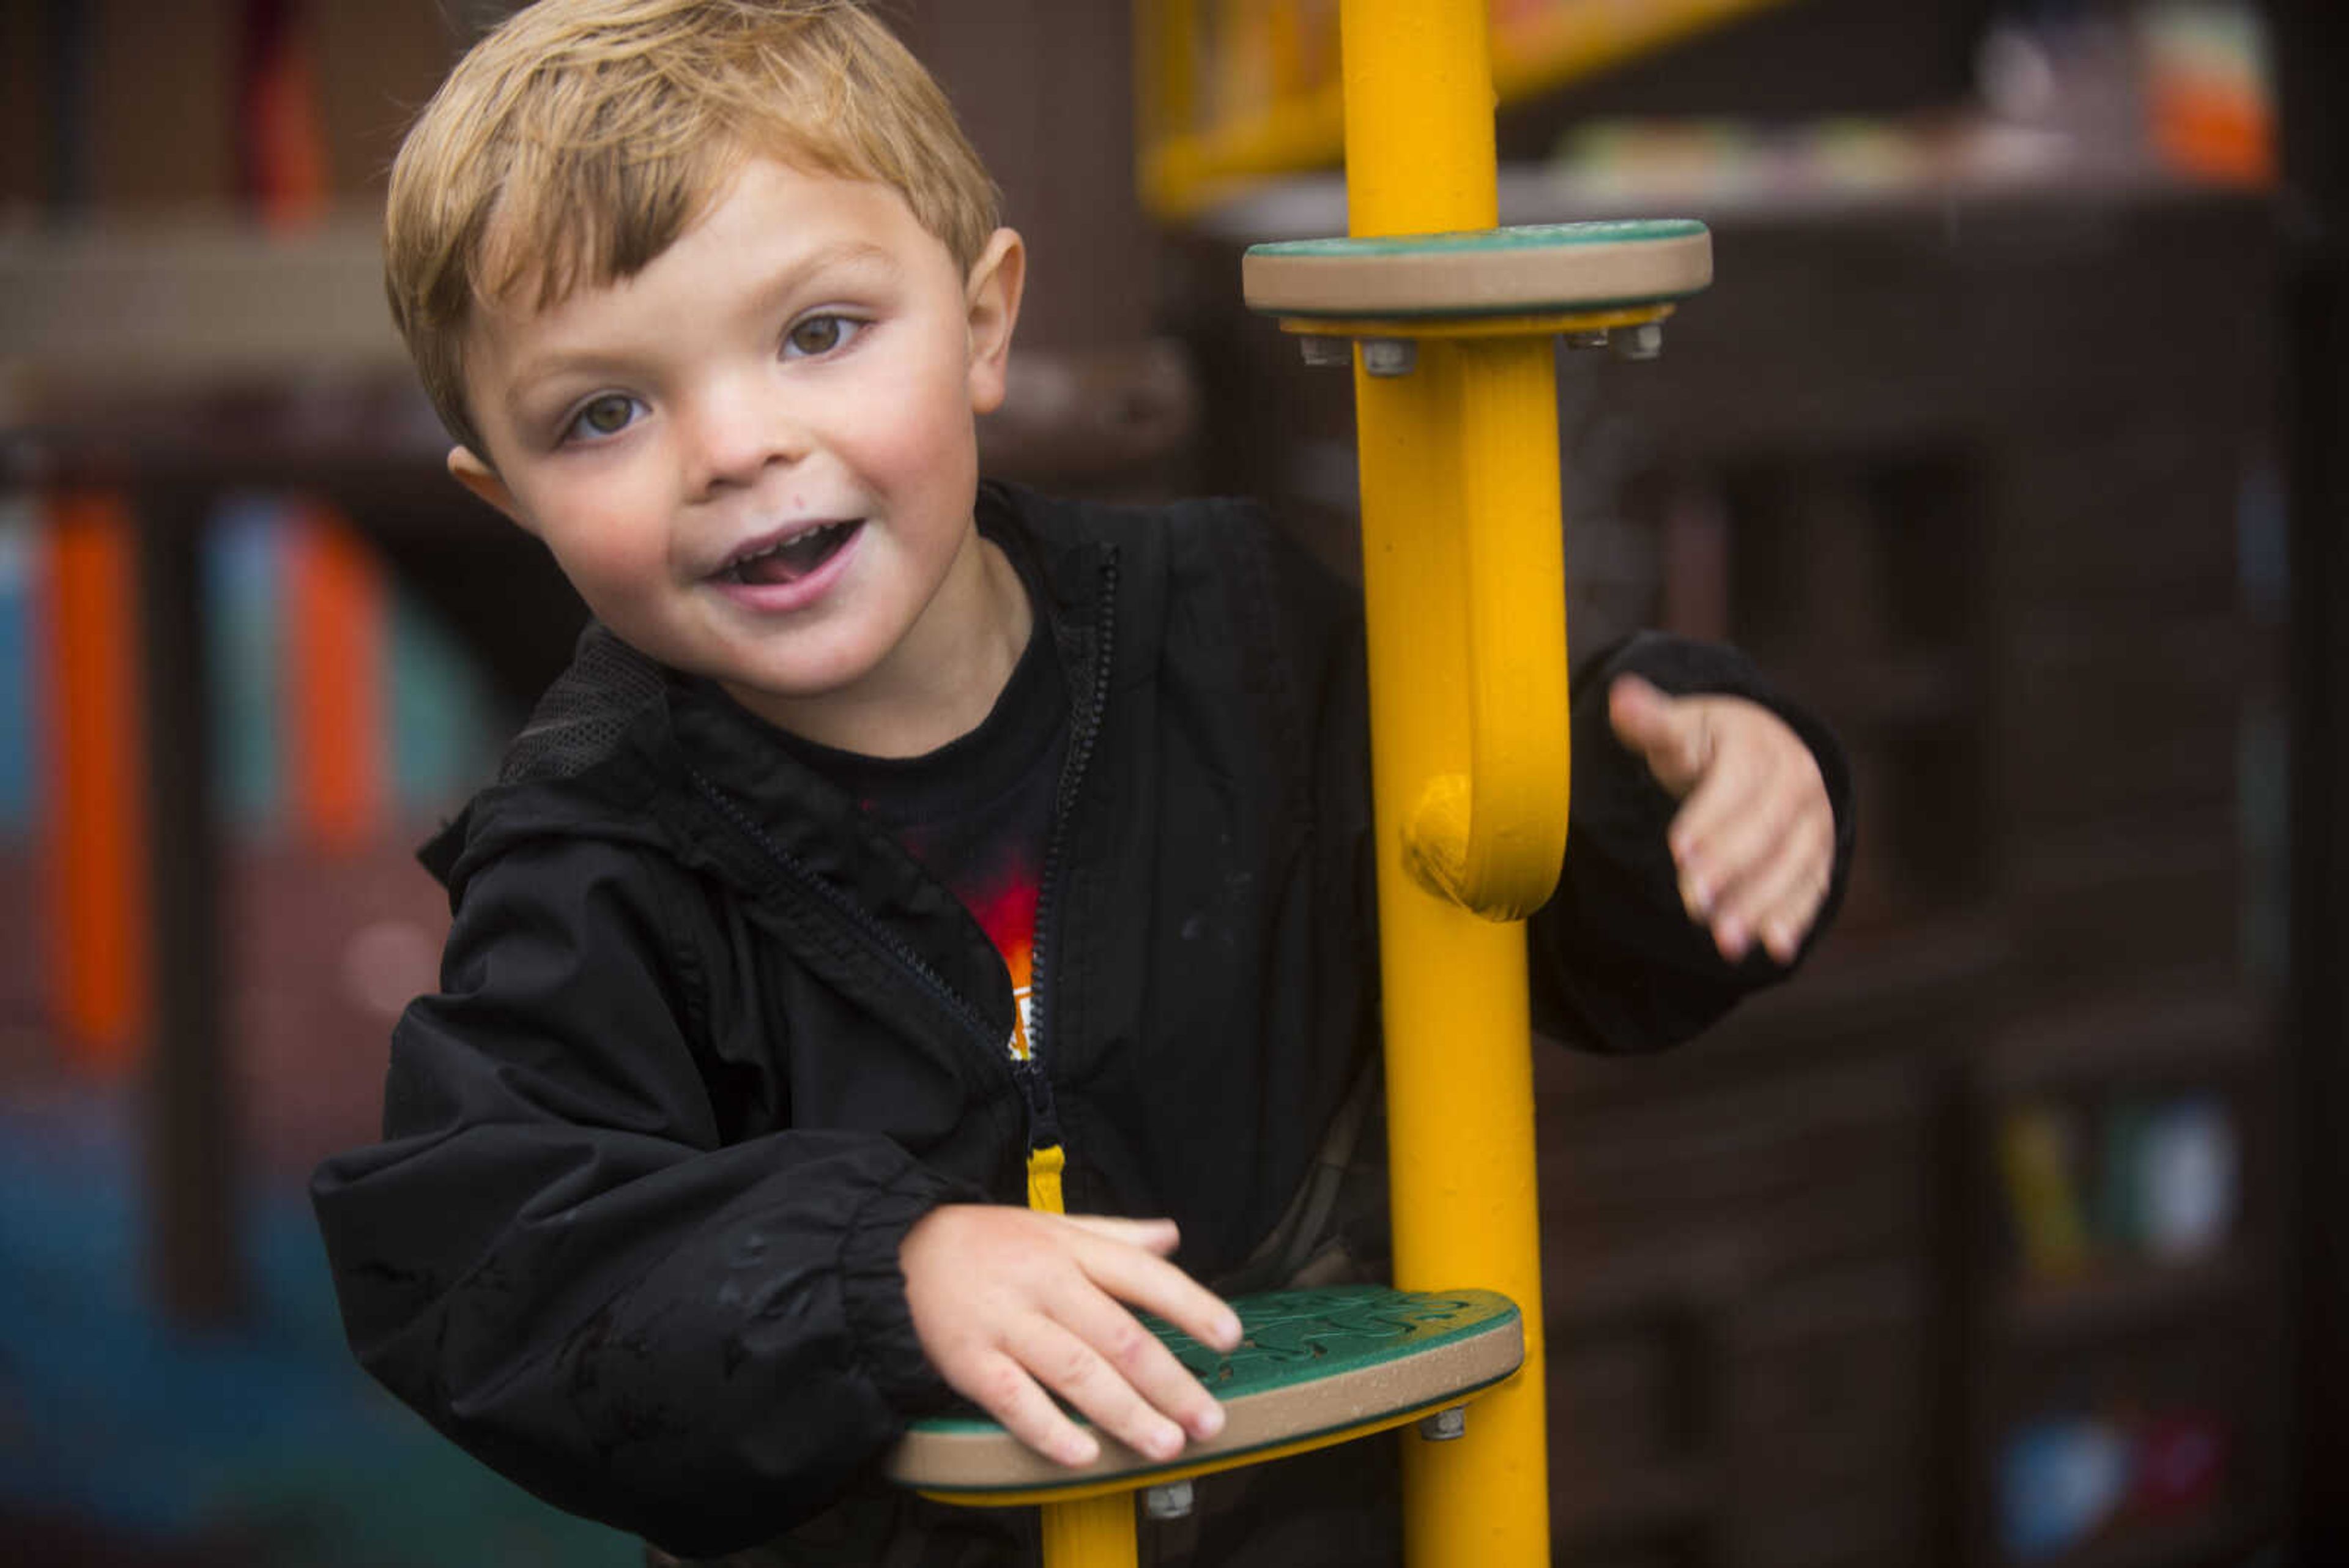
[311,2,1854,1564]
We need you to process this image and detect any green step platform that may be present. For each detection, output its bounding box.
[888,1285,1524,1507]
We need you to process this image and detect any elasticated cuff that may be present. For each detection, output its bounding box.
[837,1160,984,1415]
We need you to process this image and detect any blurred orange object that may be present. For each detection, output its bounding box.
[239,0,330,229]
[285,507,385,856]
[2143,7,2275,187]
[2148,72,2274,184]
[40,492,149,1073]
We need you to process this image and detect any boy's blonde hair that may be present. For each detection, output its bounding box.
[386,0,1001,456]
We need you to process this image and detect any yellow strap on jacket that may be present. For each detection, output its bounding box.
[1026,1143,1067,1216]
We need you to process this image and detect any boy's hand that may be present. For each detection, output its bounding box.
[900,1204,1242,1469]
[1607,674,1836,965]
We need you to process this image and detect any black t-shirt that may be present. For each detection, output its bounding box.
[774,601,1067,1063]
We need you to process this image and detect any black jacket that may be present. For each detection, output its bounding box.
[311,483,1853,1563]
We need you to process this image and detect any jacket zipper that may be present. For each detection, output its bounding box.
[1023,549,1119,1189]
[685,767,1008,1071]
[678,542,1117,1184]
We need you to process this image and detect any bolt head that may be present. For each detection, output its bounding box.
[1614,322,1664,361]
[1562,329,1609,351]
[1361,338,1417,377]
[1144,1479,1197,1520]
[1417,1406,1468,1441]
[1299,335,1351,368]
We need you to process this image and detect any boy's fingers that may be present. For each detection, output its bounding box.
[1769,825,1836,959]
[1062,1214,1181,1256]
[1677,754,1803,903]
[1006,1313,1187,1463]
[1050,1288,1227,1447]
[1664,749,1764,919]
[1077,1236,1244,1356]
[1759,866,1834,964]
[960,1348,1100,1469]
[908,1209,1239,1470]
[1668,705,1814,864]
[1667,709,1830,931]
[1666,757,1747,875]
[1692,791,1815,960]
[1712,811,1832,962]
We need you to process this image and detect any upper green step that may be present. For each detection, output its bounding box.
[1244,219,1712,320]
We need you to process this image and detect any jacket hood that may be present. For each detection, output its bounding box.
[417,626,680,900]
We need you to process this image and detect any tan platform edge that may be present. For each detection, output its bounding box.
[1242,218,1711,319]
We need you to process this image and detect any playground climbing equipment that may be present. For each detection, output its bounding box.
[891,2,1712,1562]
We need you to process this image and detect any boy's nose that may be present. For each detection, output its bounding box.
[682,376,809,495]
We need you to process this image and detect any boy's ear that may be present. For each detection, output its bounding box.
[447,446,538,537]
[963,227,1026,417]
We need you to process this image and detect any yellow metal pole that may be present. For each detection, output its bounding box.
[1339,2,1561,1566]
[1340,0,1493,234]
[1040,1490,1140,1566]
[1028,1148,1141,1567]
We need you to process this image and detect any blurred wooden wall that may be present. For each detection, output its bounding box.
[1,1,454,213]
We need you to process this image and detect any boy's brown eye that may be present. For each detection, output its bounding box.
[577,395,635,436]
[786,315,852,357]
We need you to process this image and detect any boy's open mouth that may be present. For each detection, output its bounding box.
[721,521,862,585]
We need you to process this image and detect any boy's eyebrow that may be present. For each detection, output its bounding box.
[750,239,906,314]
[783,239,903,284]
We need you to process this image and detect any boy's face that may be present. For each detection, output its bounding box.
[449,157,1024,744]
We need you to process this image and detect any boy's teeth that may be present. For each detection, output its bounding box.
[729,521,853,585]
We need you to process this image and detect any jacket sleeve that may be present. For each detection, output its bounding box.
[1528,630,1857,1053]
[310,835,981,1557]
[1241,496,1854,1060]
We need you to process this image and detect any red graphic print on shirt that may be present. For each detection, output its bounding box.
[889,817,1047,1065]
[960,864,1040,1060]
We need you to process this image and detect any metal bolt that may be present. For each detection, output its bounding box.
[1562,329,1609,351]
[1299,335,1351,368]
[1417,1406,1468,1442]
[1143,1479,1196,1520]
[1613,322,1664,361]
[1360,338,1418,377]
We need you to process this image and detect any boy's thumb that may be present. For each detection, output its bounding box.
[1608,674,1704,795]
[1608,674,1671,749]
